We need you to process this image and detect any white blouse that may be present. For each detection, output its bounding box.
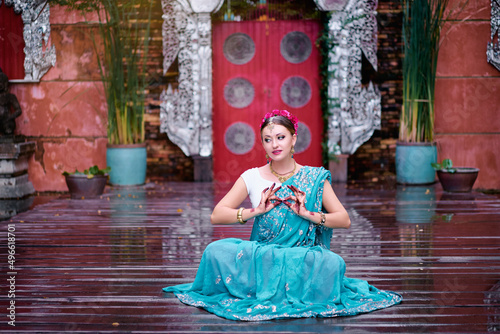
[240,167,280,208]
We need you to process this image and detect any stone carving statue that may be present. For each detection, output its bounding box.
[0,69,22,136]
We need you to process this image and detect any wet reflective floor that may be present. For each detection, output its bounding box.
[1,182,499,333]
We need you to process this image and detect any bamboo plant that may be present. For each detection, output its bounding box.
[51,0,153,145]
[400,0,449,143]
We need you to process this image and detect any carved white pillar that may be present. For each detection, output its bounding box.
[160,0,223,158]
[314,0,381,155]
[4,0,56,81]
[196,12,214,157]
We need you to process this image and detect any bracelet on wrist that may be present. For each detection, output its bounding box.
[237,207,247,224]
[317,211,326,227]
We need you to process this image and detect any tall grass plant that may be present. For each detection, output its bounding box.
[400,0,448,143]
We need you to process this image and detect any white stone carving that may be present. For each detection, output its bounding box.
[487,0,500,71]
[185,0,224,13]
[321,0,381,155]
[160,0,222,157]
[313,0,349,11]
[2,0,56,81]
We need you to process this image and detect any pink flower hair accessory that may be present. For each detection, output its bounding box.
[260,109,298,133]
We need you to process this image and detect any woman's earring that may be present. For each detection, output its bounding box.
[291,146,295,158]
[266,153,270,164]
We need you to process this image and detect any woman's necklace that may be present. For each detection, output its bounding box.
[270,160,297,183]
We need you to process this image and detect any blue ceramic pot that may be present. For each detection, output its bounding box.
[106,144,147,186]
[396,142,437,185]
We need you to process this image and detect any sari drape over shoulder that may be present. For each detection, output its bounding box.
[163,166,402,321]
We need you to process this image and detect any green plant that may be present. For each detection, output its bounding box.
[51,0,153,145]
[63,165,111,178]
[431,159,456,173]
[317,11,336,166]
[400,0,449,143]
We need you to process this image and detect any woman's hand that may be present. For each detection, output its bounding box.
[255,183,282,215]
[283,185,310,218]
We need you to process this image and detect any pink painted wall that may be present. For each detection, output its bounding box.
[10,6,107,192]
[435,0,499,189]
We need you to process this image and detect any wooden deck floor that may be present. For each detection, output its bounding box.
[1,181,499,333]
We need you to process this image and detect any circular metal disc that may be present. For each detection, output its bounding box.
[223,33,255,65]
[295,122,311,154]
[224,122,255,155]
[224,77,255,109]
[280,31,312,64]
[280,76,311,108]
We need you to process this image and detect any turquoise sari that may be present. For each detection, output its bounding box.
[163,166,402,321]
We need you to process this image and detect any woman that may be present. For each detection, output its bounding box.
[163,110,402,321]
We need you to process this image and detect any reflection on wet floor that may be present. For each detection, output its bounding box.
[2,181,499,332]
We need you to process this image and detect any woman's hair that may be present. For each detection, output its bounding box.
[260,110,298,135]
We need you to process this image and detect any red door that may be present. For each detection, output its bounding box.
[0,5,25,79]
[212,20,322,183]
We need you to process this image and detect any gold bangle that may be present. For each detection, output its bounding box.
[318,211,326,227]
[237,207,247,224]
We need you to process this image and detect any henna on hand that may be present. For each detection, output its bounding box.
[284,185,308,216]
[258,183,285,214]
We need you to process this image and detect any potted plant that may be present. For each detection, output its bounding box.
[396,0,449,184]
[63,165,111,199]
[431,159,479,192]
[52,0,152,186]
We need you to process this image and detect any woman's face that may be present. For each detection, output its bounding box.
[261,123,296,162]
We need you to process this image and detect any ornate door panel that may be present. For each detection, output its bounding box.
[212,20,322,183]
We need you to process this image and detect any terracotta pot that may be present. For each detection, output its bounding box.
[65,174,108,199]
[437,168,479,192]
